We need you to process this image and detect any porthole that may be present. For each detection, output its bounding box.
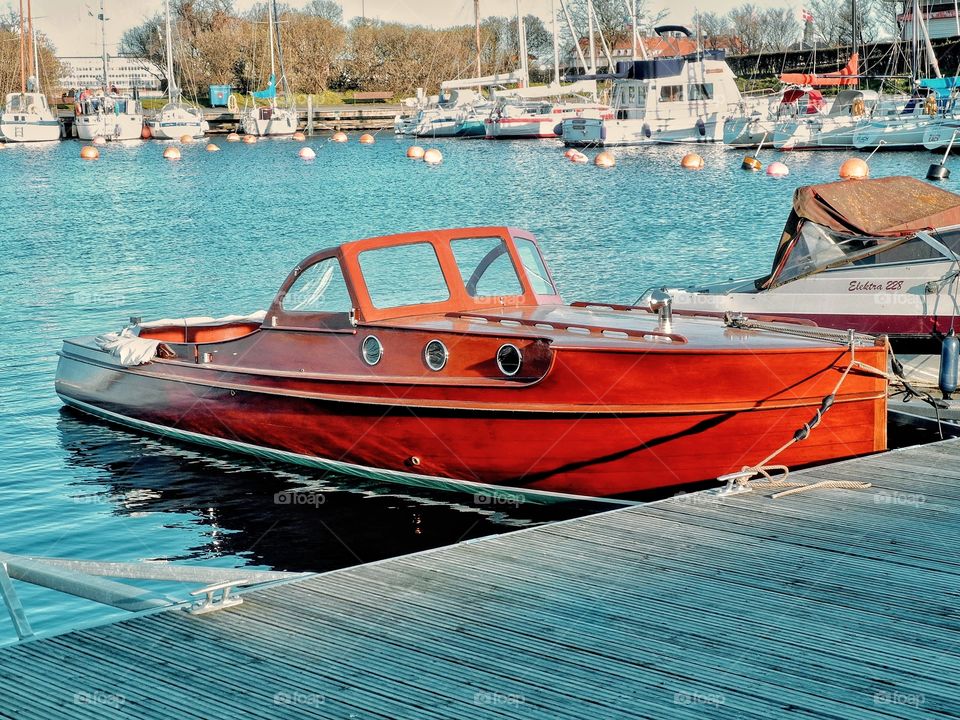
[361,335,383,366]
[496,344,522,377]
[423,339,448,371]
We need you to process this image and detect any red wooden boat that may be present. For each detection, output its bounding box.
[55,227,888,501]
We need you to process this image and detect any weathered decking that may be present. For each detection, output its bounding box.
[1,438,959,719]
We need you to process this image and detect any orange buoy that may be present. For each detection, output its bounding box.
[570,151,588,164]
[332,131,348,143]
[594,151,616,168]
[226,132,241,142]
[563,148,577,159]
[359,133,375,144]
[92,136,107,146]
[292,131,306,141]
[680,153,704,170]
[180,134,194,144]
[243,135,257,144]
[206,143,220,152]
[406,145,425,159]
[141,125,152,140]
[423,148,443,165]
[299,146,316,160]
[163,146,181,160]
[79,145,99,160]
[767,161,789,177]
[839,157,869,179]
[741,156,761,171]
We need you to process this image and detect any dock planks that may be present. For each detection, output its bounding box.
[1,439,959,718]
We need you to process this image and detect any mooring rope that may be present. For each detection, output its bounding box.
[719,330,872,498]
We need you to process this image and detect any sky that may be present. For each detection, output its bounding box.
[21,0,796,58]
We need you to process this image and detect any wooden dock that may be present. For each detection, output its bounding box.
[1,438,959,718]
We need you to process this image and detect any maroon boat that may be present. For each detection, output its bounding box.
[55,227,888,501]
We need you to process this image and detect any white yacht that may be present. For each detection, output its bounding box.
[0,9,61,143]
[723,87,827,148]
[561,41,743,146]
[395,86,491,138]
[773,89,879,150]
[241,0,297,137]
[75,95,144,141]
[0,92,60,143]
[146,0,209,140]
[486,81,606,140]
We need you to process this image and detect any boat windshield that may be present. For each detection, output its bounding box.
[5,93,46,113]
[771,222,960,286]
[358,242,451,309]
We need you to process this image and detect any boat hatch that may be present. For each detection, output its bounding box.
[267,227,564,327]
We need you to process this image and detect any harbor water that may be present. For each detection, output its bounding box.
[0,136,948,643]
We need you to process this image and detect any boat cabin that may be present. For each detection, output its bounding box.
[3,92,50,115]
[265,227,562,330]
[827,89,878,117]
[761,176,960,288]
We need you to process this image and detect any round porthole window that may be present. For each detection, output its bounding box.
[361,335,383,366]
[496,344,522,377]
[423,339,448,371]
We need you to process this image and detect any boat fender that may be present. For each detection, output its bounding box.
[939,330,959,399]
[600,125,606,141]
[553,123,563,136]
[74,102,82,116]
[643,123,651,139]
[696,119,706,137]
[927,163,951,181]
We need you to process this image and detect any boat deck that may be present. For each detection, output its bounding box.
[1,438,958,718]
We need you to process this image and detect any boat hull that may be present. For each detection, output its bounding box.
[75,114,143,141]
[149,119,209,140]
[242,110,297,137]
[56,335,886,500]
[0,115,60,142]
[562,116,722,147]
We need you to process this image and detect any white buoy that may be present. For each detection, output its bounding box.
[299,146,316,160]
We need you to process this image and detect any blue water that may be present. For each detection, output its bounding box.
[0,135,945,644]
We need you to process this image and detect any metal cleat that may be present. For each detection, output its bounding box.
[188,580,245,615]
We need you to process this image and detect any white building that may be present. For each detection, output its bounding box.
[58,55,163,92]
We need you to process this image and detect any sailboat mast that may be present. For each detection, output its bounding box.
[26,0,34,81]
[18,0,25,93]
[551,0,560,86]
[164,0,176,102]
[269,0,276,82]
[631,0,637,60]
[100,0,108,90]
[515,0,529,86]
[587,0,596,74]
[474,0,482,81]
[32,23,40,92]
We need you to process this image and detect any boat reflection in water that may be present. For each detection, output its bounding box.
[55,410,603,573]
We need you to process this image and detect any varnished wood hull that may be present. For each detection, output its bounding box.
[56,338,887,500]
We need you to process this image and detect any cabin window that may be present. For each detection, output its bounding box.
[659,85,683,102]
[450,237,523,298]
[514,238,557,296]
[282,257,352,314]
[688,83,714,101]
[359,242,450,309]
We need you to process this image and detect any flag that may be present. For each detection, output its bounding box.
[801,8,814,23]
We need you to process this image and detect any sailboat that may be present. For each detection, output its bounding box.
[241,0,297,137]
[74,0,144,141]
[0,0,61,143]
[487,0,606,140]
[146,0,209,140]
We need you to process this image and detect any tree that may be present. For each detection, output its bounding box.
[305,0,343,25]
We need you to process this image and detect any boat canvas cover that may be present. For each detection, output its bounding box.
[763,177,960,288]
